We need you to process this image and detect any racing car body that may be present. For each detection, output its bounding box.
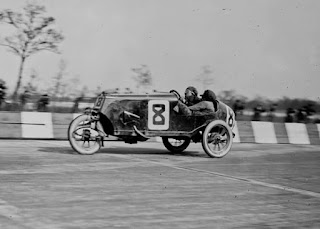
[68,91,236,158]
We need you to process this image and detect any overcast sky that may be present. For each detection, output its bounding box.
[0,0,320,100]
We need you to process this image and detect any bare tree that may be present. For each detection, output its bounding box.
[24,69,39,93]
[49,64,84,100]
[68,75,82,97]
[131,65,152,92]
[0,3,64,100]
[51,59,67,98]
[196,65,214,91]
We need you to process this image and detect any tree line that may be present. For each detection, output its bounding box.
[0,3,318,115]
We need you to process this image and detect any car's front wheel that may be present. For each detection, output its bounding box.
[162,137,191,153]
[202,120,233,158]
[68,114,103,155]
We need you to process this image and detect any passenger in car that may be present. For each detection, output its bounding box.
[178,89,217,116]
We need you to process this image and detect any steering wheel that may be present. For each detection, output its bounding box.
[169,90,181,100]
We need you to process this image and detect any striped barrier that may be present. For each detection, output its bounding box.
[0,112,319,145]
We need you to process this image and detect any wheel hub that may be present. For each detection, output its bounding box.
[82,129,91,141]
[208,133,220,143]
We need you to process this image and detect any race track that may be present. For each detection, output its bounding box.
[0,140,319,228]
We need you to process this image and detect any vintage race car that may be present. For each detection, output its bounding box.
[68,90,236,158]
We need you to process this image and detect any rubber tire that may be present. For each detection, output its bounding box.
[68,114,101,155]
[162,137,191,153]
[202,120,233,158]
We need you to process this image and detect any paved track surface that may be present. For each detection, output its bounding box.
[0,140,319,228]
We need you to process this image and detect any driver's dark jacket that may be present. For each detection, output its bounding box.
[185,97,201,106]
[178,101,215,116]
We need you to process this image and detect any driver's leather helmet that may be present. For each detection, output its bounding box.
[202,90,216,102]
[185,86,198,96]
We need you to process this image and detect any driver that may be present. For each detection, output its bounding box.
[184,86,201,106]
[177,89,217,116]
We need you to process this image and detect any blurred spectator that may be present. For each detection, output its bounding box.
[20,90,31,111]
[233,99,245,117]
[305,104,316,123]
[37,94,50,112]
[296,107,308,123]
[252,104,265,121]
[267,103,277,122]
[72,96,83,113]
[285,107,295,123]
[125,88,133,94]
[295,104,316,123]
[0,80,7,109]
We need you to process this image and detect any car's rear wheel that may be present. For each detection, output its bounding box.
[162,137,191,153]
[202,120,233,158]
[68,114,102,155]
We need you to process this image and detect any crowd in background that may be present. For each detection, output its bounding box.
[233,99,318,123]
[0,79,6,109]
[0,80,319,123]
[20,90,50,112]
[1,89,51,112]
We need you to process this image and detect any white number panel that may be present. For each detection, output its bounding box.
[148,100,169,130]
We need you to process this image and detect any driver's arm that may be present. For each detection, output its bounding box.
[188,101,207,111]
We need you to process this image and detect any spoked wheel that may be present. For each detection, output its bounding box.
[68,114,103,155]
[162,137,191,153]
[202,120,233,158]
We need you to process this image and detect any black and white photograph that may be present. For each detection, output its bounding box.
[0,0,319,228]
